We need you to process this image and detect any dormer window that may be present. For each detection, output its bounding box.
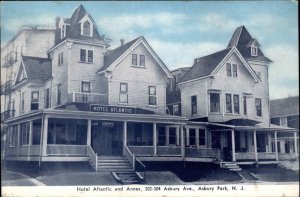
[80,15,93,37]
[61,25,66,39]
[251,45,258,56]
[83,21,91,36]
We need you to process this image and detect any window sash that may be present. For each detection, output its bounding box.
[45,89,50,108]
[233,95,239,114]
[83,21,91,36]
[189,129,196,146]
[243,96,247,115]
[210,93,220,113]
[226,94,232,113]
[81,82,91,93]
[198,129,206,146]
[255,98,262,116]
[140,55,145,66]
[232,64,237,77]
[119,83,128,103]
[88,50,93,63]
[173,105,179,116]
[57,84,62,105]
[80,49,86,62]
[21,92,25,112]
[191,96,197,115]
[132,54,137,65]
[226,63,232,77]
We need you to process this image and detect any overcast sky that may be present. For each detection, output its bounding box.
[1,1,298,99]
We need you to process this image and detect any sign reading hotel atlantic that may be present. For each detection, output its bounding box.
[90,104,156,115]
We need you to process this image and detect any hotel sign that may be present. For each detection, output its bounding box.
[90,105,135,114]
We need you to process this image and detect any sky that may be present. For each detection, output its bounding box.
[1,1,298,99]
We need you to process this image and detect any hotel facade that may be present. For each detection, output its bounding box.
[1,5,298,174]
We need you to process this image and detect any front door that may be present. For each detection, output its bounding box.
[92,121,123,156]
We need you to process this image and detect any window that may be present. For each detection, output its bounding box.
[233,95,239,114]
[169,128,176,145]
[61,25,66,39]
[173,105,179,116]
[158,127,166,146]
[57,84,62,105]
[149,86,157,106]
[58,52,63,66]
[21,122,30,145]
[280,117,287,127]
[21,92,25,113]
[226,63,232,77]
[88,50,93,63]
[210,93,220,113]
[255,98,262,117]
[251,46,258,56]
[140,55,145,67]
[132,54,137,65]
[32,122,41,145]
[199,129,206,146]
[189,129,196,146]
[243,96,247,115]
[83,21,91,36]
[81,81,91,93]
[191,95,197,115]
[80,49,86,62]
[10,125,18,147]
[119,83,128,103]
[226,94,232,113]
[31,91,39,110]
[232,64,238,77]
[45,89,50,108]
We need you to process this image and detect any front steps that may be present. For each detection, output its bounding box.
[112,171,144,184]
[97,156,133,172]
[220,162,242,171]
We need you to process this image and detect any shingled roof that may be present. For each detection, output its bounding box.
[227,26,272,63]
[98,37,140,73]
[21,56,52,81]
[179,48,232,83]
[270,96,299,118]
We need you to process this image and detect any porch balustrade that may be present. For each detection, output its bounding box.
[6,147,17,156]
[157,146,181,156]
[47,145,87,155]
[18,145,40,156]
[68,92,108,104]
[185,147,221,159]
[278,153,299,160]
[258,152,277,160]
[235,152,256,160]
[128,146,153,156]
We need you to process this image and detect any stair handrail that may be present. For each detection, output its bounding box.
[87,145,98,171]
[125,145,146,180]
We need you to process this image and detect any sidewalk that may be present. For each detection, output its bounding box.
[1,170,45,186]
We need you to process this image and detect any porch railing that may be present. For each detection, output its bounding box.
[125,146,146,180]
[258,152,277,160]
[19,145,41,156]
[157,146,181,156]
[87,145,98,171]
[278,153,298,161]
[6,147,17,156]
[46,145,87,155]
[185,147,221,159]
[127,146,153,156]
[68,92,108,104]
[235,152,256,160]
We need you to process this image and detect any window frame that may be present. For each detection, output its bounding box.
[191,95,197,115]
[58,52,64,66]
[251,45,258,56]
[148,86,157,106]
[139,55,145,67]
[233,94,240,114]
[226,63,232,77]
[232,64,238,78]
[82,21,91,36]
[31,91,39,110]
[172,104,179,116]
[243,96,247,115]
[81,81,91,93]
[21,92,25,113]
[225,94,232,114]
[88,50,93,63]
[132,54,137,65]
[80,49,86,62]
[21,122,30,146]
[57,84,62,105]
[119,83,128,104]
[198,129,206,146]
[255,98,262,117]
[45,88,50,109]
[209,92,221,113]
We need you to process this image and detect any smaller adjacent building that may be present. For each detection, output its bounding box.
[270,96,299,155]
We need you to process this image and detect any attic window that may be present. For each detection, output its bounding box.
[61,24,66,39]
[251,45,258,56]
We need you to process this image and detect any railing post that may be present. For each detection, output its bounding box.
[153,123,157,156]
[87,119,92,146]
[253,130,258,163]
[181,126,185,158]
[123,121,127,156]
[42,117,48,156]
[274,131,278,161]
[95,153,98,172]
[231,129,236,162]
[294,132,298,156]
[72,91,75,102]
[133,153,135,171]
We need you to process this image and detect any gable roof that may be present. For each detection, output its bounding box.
[16,56,52,84]
[227,26,272,63]
[270,96,299,118]
[178,48,232,83]
[97,36,173,78]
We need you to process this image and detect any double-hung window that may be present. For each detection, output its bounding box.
[226,63,238,78]
[45,88,50,108]
[173,104,179,116]
[81,81,91,93]
[255,98,262,117]
[210,93,220,113]
[31,91,39,110]
[226,63,232,77]
[21,122,30,145]
[233,95,239,114]
[198,129,206,146]
[140,55,145,67]
[80,49,93,63]
[243,96,247,115]
[21,92,25,113]
[132,54,137,65]
[232,64,238,77]
[58,52,63,66]
[149,86,157,106]
[119,83,128,103]
[226,94,239,114]
[83,21,91,36]
[191,95,197,115]
[57,84,62,105]
[226,94,232,113]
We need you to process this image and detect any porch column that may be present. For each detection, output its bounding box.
[176,127,180,146]
[196,128,200,148]
[153,123,157,156]
[42,116,48,156]
[181,126,185,157]
[29,121,33,146]
[253,130,258,162]
[274,131,278,161]
[186,127,190,146]
[123,121,127,156]
[231,129,236,162]
[87,119,92,146]
[166,126,169,145]
[17,124,21,156]
[294,132,298,156]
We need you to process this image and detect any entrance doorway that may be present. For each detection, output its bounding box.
[92,121,123,156]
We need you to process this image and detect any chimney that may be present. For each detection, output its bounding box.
[120,39,125,46]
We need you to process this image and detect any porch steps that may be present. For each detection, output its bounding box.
[97,156,133,172]
[112,172,142,184]
[220,162,242,171]
[237,170,259,181]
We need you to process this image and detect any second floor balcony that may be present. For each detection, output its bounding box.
[68,92,108,104]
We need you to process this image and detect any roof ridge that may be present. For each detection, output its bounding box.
[194,47,232,61]
[109,36,141,52]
